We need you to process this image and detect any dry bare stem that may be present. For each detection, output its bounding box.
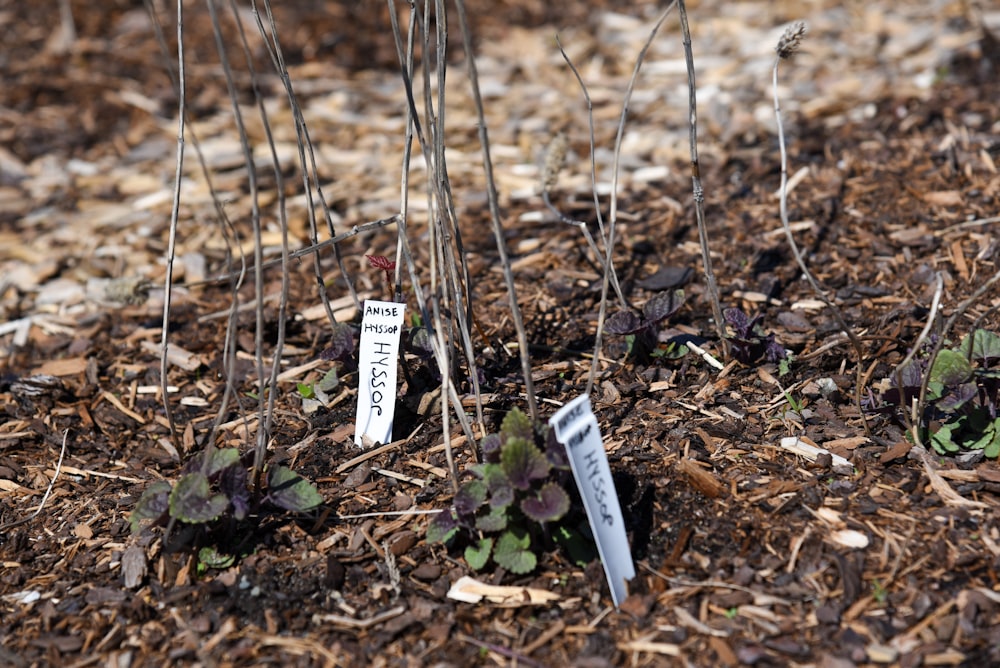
[454,0,539,423]
[547,43,628,309]
[587,1,678,396]
[771,21,873,441]
[159,0,186,446]
[678,0,725,346]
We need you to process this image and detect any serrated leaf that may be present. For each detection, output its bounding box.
[454,479,488,517]
[475,505,508,532]
[475,464,514,509]
[500,407,535,443]
[493,529,536,574]
[465,537,494,571]
[605,310,645,335]
[930,349,974,387]
[203,447,241,478]
[366,254,396,271]
[169,473,229,524]
[501,437,551,490]
[480,433,503,462]
[426,510,459,543]
[267,466,323,512]
[520,482,571,523]
[642,289,685,323]
[130,481,172,533]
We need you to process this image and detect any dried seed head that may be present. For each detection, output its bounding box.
[776,21,807,59]
[542,131,568,192]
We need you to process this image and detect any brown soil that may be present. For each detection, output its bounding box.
[2,1,999,666]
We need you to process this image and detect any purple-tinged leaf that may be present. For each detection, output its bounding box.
[454,479,488,517]
[605,310,645,335]
[936,381,978,412]
[960,329,1000,364]
[545,429,571,470]
[480,433,503,462]
[218,465,250,521]
[895,361,923,390]
[130,481,172,533]
[501,437,551,490]
[476,464,513,508]
[267,466,323,512]
[321,323,355,362]
[724,307,751,335]
[204,447,240,478]
[500,407,535,443]
[427,510,459,543]
[520,482,571,523]
[475,505,508,533]
[930,349,974,387]
[169,473,229,524]
[642,289,685,324]
[764,336,787,362]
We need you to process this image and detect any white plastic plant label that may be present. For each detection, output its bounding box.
[550,395,635,607]
[354,300,405,447]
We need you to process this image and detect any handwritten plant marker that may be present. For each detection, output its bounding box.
[354,300,405,447]
[550,395,635,607]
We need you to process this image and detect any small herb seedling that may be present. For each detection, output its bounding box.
[605,290,686,359]
[366,255,397,301]
[724,307,787,365]
[427,407,590,574]
[130,447,323,565]
[878,329,1000,458]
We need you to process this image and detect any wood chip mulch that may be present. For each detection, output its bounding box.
[2,1,999,666]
